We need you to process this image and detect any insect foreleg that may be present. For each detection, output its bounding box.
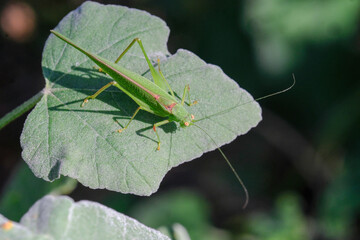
[157,58,175,98]
[112,38,170,93]
[181,84,197,106]
[95,38,148,74]
[114,38,159,79]
[81,81,117,107]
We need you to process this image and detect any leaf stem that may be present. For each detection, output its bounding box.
[0,90,43,130]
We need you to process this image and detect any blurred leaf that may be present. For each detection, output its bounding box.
[21,1,261,195]
[243,0,360,74]
[319,142,360,239]
[0,162,76,221]
[173,223,191,240]
[316,86,360,155]
[243,193,311,240]
[0,195,170,240]
[130,189,231,240]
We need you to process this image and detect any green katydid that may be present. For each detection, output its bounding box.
[51,30,196,151]
[50,30,295,208]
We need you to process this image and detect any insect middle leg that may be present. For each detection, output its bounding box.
[117,106,143,133]
[81,81,116,107]
[117,108,171,151]
[156,58,175,97]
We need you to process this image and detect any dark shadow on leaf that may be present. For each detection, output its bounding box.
[48,160,62,180]
[48,148,67,180]
[44,67,182,142]
[48,99,85,109]
[135,125,158,144]
[132,120,177,144]
[142,66,151,77]
[45,68,145,119]
[173,91,182,101]
[49,101,123,116]
[161,121,177,133]
[71,65,104,73]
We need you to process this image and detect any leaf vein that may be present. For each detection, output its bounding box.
[94,135,100,187]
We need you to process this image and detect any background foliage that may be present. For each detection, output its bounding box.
[0,0,359,239]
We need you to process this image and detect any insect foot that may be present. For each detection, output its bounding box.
[93,66,105,73]
[190,100,198,106]
[81,98,89,107]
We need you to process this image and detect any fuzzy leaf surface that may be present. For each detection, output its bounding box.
[21,1,262,195]
[0,195,170,240]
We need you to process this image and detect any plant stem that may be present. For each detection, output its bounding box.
[0,90,43,130]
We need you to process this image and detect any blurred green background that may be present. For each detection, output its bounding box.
[0,0,359,239]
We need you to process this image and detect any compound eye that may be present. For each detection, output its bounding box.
[191,114,195,120]
[184,122,189,126]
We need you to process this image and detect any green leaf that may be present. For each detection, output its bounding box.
[21,1,261,195]
[243,193,311,240]
[0,195,170,240]
[130,190,231,240]
[0,162,77,221]
[243,0,360,74]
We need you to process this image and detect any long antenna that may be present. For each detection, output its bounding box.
[254,73,296,102]
[192,74,296,208]
[193,74,296,123]
[193,124,249,209]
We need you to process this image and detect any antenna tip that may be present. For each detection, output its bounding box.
[292,73,296,83]
[242,191,249,209]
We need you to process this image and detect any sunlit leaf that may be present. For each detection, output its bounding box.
[21,1,261,195]
[0,195,170,240]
